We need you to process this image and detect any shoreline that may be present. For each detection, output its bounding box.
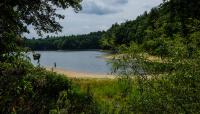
[46,67,115,79]
[30,49,111,52]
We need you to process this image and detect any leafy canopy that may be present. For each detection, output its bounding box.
[0,0,82,57]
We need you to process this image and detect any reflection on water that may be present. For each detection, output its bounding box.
[28,51,111,74]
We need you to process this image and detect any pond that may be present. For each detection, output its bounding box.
[28,51,112,74]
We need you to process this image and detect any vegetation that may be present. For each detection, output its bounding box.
[24,31,105,50]
[1,0,200,113]
[0,0,98,113]
[0,0,82,59]
[100,0,200,58]
[0,61,98,113]
[73,64,200,113]
[92,0,200,113]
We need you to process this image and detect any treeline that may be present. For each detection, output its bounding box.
[25,0,200,57]
[25,31,104,50]
[100,0,200,58]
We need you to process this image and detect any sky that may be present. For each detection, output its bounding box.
[25,0,163,38]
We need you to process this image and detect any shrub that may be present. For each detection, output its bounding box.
[0,62,99,114]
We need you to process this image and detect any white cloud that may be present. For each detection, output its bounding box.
[81,1,121,15]
[80,0,129,15]
[25,0,163,38]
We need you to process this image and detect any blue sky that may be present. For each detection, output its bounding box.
[25,0,162,38]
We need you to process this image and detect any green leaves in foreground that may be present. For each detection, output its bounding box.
[0,64,98,114]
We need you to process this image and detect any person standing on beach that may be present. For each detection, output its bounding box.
[54,62,57,68]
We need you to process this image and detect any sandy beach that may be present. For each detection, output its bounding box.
[46,67,115,79]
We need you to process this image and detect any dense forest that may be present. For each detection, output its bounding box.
[1,0,200,113]
[100,0,200,58]
[25,31,104,50]
[25,0,200,58]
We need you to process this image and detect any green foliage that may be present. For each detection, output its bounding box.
[73,50,200,113]
[25,31,105,50]
[0,0,102,113]
[1,0,200,113]
[128,64,200,113]
[102,0,200,111]
[100,0,200,58]
[72,79,136,114]
[0,0,82,60]
[0,61,98,114]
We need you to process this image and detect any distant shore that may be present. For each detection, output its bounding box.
[46,67,115,79]
[31,49,111,52]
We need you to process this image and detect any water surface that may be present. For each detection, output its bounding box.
[29,51,111,74]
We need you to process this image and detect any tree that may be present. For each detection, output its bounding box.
[0,0,82,60]
[25,31,104,50]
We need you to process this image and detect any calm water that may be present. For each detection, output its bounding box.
[29,51,112,74]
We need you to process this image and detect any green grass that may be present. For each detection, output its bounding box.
[71,78,138,114]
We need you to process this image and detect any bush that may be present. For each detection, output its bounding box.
[129,68,200,113]
[0,62,99,114]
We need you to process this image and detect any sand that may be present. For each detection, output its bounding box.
[46,67,115,79]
